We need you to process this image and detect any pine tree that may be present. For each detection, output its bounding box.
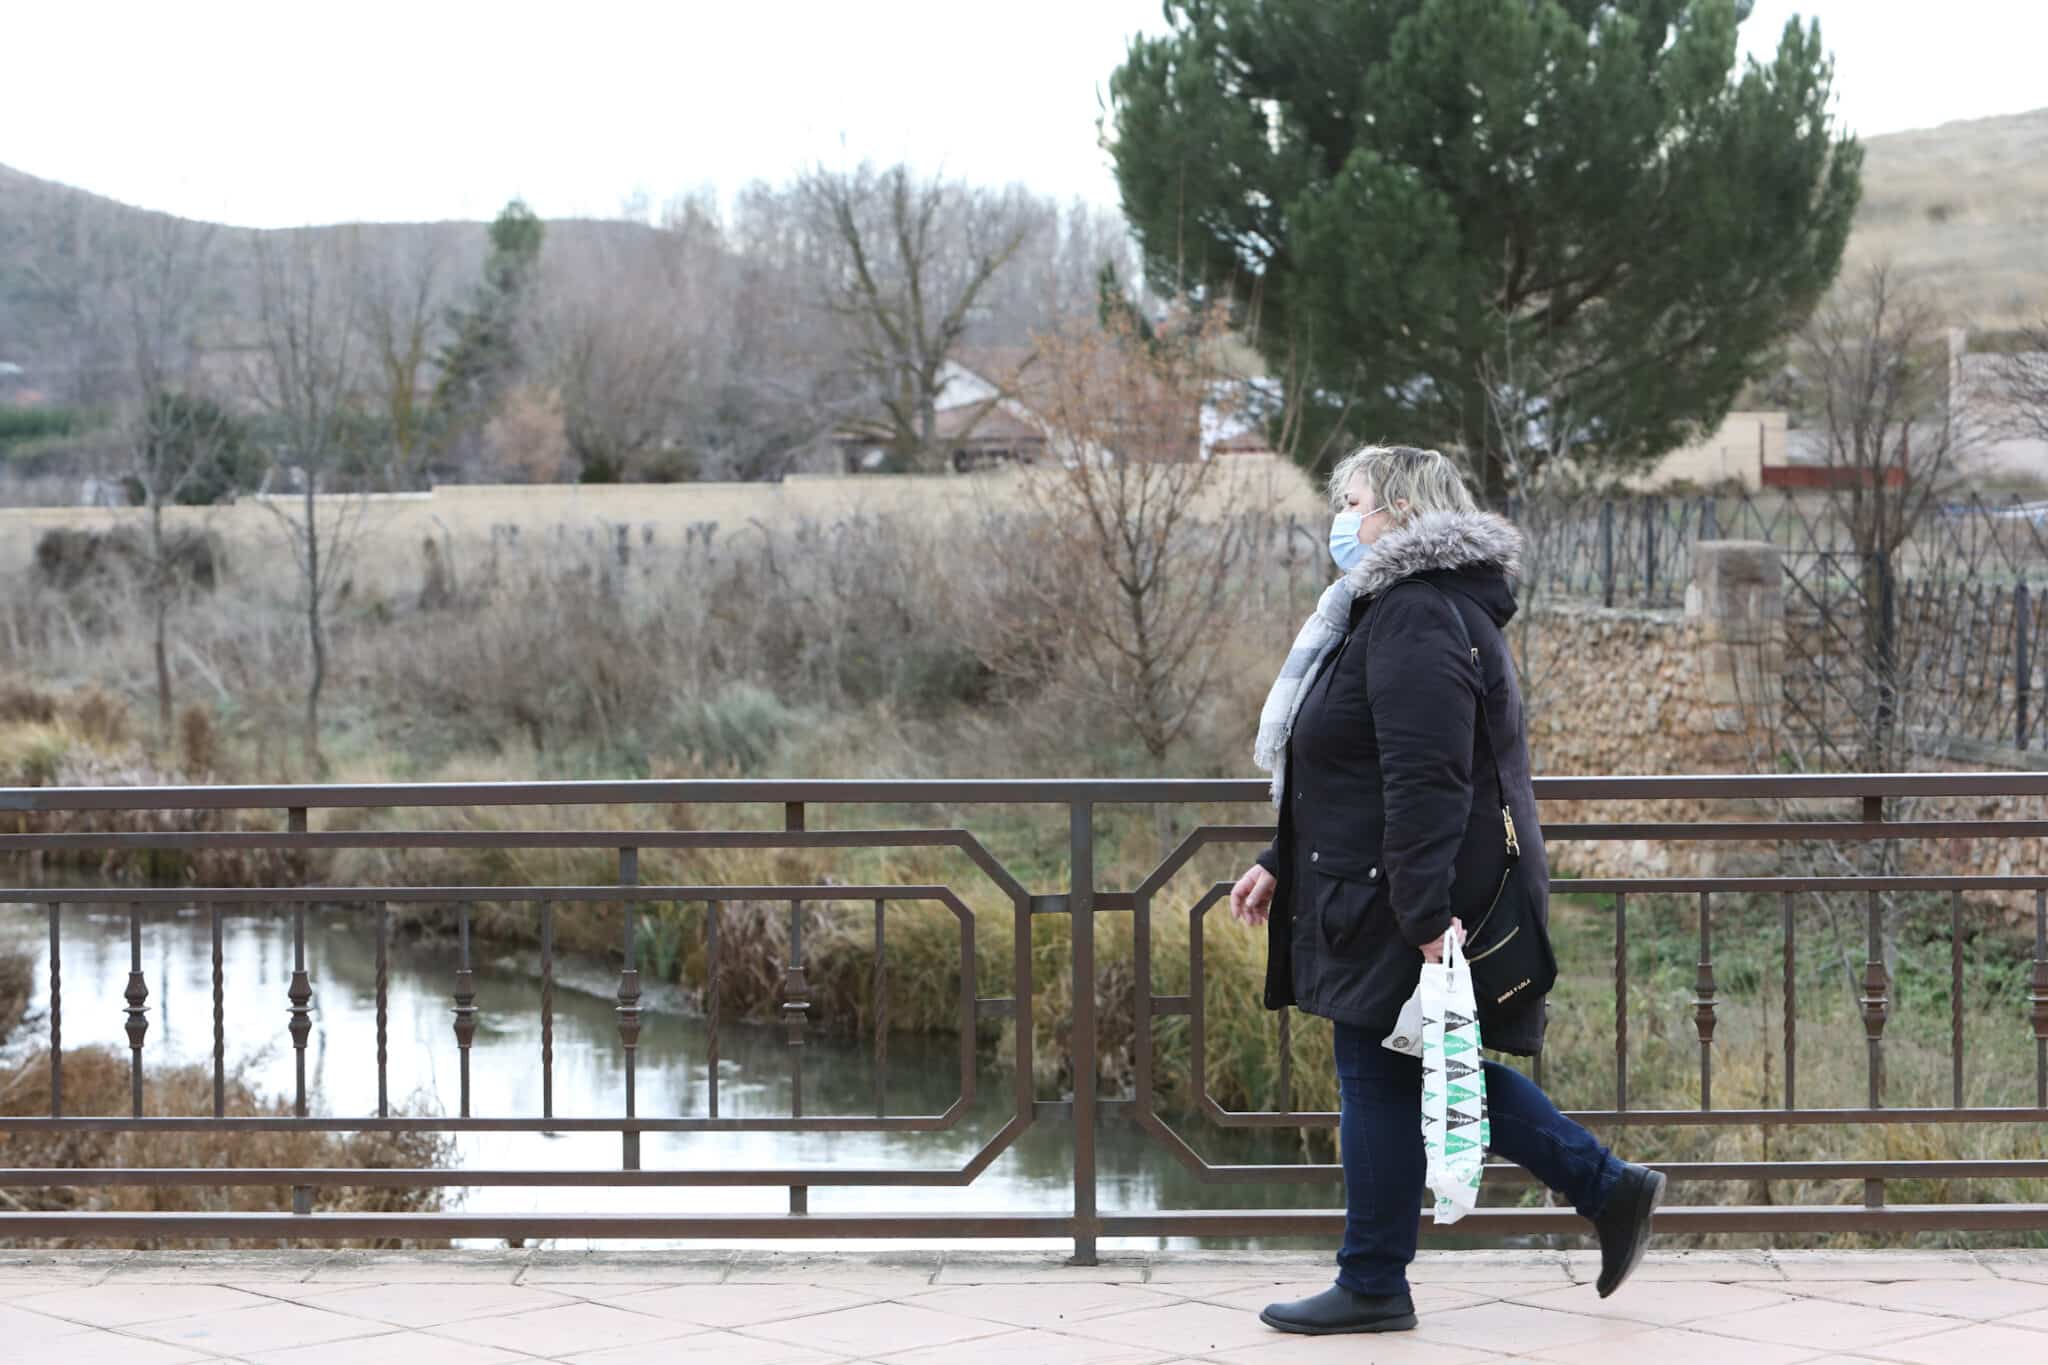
[1107,0,1863,498]
[430,198,545,460]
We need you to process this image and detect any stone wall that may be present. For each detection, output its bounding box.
[1520,540,2048,897]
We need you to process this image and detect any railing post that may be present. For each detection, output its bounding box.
[1601,499,1616,608]
[1069,801,1098,1266]
[2017,581,2032,750]
[1645,496,1660,604]
[1693,892,1716,1111]
[617,846,642,1172]
[2032,889,2048,1109]
[782,803,809,1215]
[286,808,312,1119]
[1862,889,1890,1109]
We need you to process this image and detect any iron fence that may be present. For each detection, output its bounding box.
[2,774,2048,1252]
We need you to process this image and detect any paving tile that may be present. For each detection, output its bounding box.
[11,1328,215,1365]
[1411,1249,1570,1281]
[1856,1322,2048,1363]
[1686,1297,1960,1352]
[597,1281,882,1328]
[1976,1251,2048,1284]
[427,1299,697,1354]
[1141,1256,1331,1284]
[1996,1304,2048,1331]
[875,1326,1164,1364]
[893,1281,1147,1329]
[1775,1276,2048,1321]
[522,1250,732,1285]
[562,1330,850,1365]
[1507,1279,1802,1326]
[0,1252,134,1279]
[1565,1249,1781,1282]
[933,1254,1150,1284]
[307,1252,529,1284]
[238,1332,531,1365]
[1062,1301,1283,1355]
[1407,1299,1665,1354]
[726,1252,941,1287]
[1212,1333,1502,1365]
[105,1253,334,1283]
[10,1282,275,1328]
[125,1302,388,1355]
[1769,1253,1990,1281]
[0,1300,98,1349]
[1175,1278,1493,1318]
[272,1281,580,1329]
[1521,1324,1818,1365]
[744,1299,1007,1355]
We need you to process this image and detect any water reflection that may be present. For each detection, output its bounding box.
[1,903,1338,1251]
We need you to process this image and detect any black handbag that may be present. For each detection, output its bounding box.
[1394,580,1557,1025]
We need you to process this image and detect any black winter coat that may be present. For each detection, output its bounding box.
[1256,510,1550,1056]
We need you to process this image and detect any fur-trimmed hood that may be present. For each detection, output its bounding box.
[1344,508,1524,602]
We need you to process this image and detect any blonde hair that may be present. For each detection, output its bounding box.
[1325,444,1477,525]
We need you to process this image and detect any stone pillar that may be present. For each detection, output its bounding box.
[1685,540,1786,869]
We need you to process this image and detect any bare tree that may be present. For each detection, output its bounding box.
[800,163,1038,471]
[102,214,228,743]
[356,227,449,490]
[247,227,372,776]
[1987,317,2048,445]
[538,212,711,482]
[984,312,1247,761]
[1792,263,1982,769]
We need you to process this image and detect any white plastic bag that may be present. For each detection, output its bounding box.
[1382,983,1425,1057]
[1419,930,1488,1223]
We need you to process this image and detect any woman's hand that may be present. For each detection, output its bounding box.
[1230,863,1277,927]
[1420,917,1466,963]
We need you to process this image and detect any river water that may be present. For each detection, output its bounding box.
[1,902,1340,1252]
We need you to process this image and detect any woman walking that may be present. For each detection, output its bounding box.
[1230,445,1663,1335]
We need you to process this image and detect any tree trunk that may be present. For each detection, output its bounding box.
[148,498,173,746]
[303,476,325,777]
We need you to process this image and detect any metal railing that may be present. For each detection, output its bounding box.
[3,773,2048,1254]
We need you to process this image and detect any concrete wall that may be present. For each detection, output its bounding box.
[1623,411,1790,493]
[0,455,1326,592]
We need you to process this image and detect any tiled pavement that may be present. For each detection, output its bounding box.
[0,1248,2045,1364]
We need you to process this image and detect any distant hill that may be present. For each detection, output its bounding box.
[4,104,2045,375]
[1850,107,2048,328]
[0,162,667,385]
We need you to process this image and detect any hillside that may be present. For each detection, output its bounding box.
[1849,107,2048,328]
[4,104,2045,374]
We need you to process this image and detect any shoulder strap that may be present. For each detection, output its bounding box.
[1378,578,1521,864]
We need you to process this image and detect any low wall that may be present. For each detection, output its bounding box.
[0,456,1325,592]
[1525,541,2048,895]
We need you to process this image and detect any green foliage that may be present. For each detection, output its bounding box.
[430,198,546,449]
[139,392,265,505]
[670,682,813,772]
[1107,0,1865,496]
[1095,262,1157,349]
[0,405,84,456]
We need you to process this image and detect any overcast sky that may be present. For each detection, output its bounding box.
[4,1,2042,229]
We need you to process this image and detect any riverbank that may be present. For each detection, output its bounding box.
[0,947,450,1244]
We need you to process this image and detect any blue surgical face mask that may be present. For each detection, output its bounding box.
[1329,508,1383,572]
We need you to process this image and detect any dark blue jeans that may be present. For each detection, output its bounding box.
[1332,1018,1625,1297]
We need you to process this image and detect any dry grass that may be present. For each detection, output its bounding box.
[0,950,451,1248]
[1850,108,2048,327]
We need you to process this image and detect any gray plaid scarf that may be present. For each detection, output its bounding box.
[1252,576,1358,807]
[1252,509,1526,807]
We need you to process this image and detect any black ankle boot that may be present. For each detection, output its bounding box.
[1259,1284,1417,1335]
[1592,1162,1667,1297]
